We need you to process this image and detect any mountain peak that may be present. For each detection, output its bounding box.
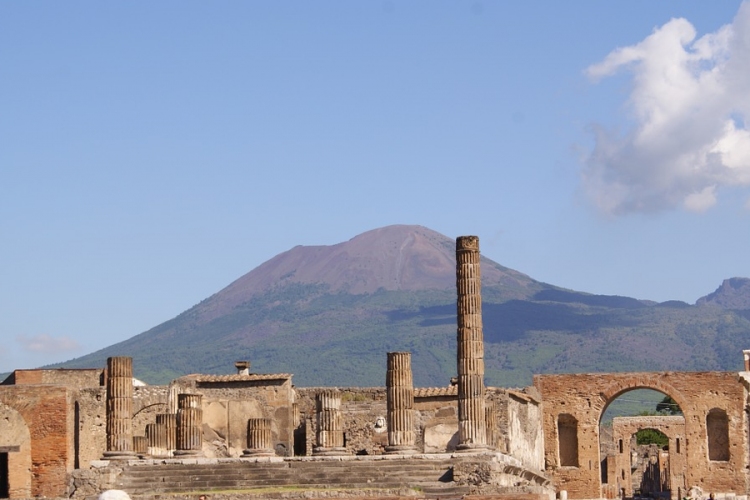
[198,225,537,320]
[696,277,750,309]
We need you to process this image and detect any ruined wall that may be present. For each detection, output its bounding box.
[507,390,544,471]
[0,385,72,498]
[295,388,389,455]
[9,368,102,388]
[76,387,107,468]
[610,416,686,498]
[132,385,169,438]
[534,371,748,500]
[170,376,295,457]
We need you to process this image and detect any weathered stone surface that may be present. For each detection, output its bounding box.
[535,371,748,499]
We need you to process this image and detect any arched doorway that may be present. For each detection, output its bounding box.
[599,388,685,500]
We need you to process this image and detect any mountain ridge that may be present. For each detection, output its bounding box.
[54,225,750,387]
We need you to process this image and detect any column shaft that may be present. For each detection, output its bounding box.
[242,418,275,457]
[385,352,417,454]
[175,394,203,457]
[456,236,487,450]
[313,390,345,455]
[103,356,136,459]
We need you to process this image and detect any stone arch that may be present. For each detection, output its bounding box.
[0,403,32,498]
[599,376,688,423]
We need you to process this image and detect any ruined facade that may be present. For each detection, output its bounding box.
[535,371,750,500]
[1,236,750,500]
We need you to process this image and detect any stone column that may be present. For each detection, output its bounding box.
[385,351,417,454]
[157,413,177,456]
[242,418,275,457]
[175,394,203,457]
[313,390,345,455]
[133,436,148,457]
[102,356,136,459]
[146,422,167,458]
[456,235,487,450]
[743,350,750,371]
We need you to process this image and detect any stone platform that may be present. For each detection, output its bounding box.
[70,452,552,500]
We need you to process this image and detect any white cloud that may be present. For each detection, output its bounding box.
[583,1,750,214]
[16,334,81,353]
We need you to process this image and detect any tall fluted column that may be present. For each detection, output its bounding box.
[313,390,346,455]
[242,418,275,457]
[175,394,203,457]
[157,413,177,456]
[102,356,136,459]
[456,235,487,450]
[385,352,417,454]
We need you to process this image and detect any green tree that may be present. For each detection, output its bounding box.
[636,428,669,448]
[656,396,682,415]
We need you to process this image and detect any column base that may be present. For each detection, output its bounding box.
[101,450,137,460]
[173,449,203,457]
[313,446,347,456]
[455,443,489,453]
[384,445,418,455]
[241,448,275,457]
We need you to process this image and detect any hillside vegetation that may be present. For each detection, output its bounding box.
[56,226,750,387]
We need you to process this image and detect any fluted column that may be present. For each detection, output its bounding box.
[385,351,417,454]
[146,422,168,458]
[133,436,148,457]
[242,418,275,457]
[313,390,346,455]
[175,394,203,457]
[102,356,136,459]
[456,235,487,450]
[157,413,177,456]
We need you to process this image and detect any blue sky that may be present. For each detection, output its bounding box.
[2,1,749,373]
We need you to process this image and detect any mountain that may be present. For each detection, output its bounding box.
[57,225,750,387]
[696,278,750,309]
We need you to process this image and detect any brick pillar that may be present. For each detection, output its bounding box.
[146,422,168,457]
[175,394,203,457]
[102,356,136,459]
[156,413,177,456]
[313,390,345,455]
[242,418,275,457]
[743,350,750,371]
[456,235,487,450]
[385,351,417,454]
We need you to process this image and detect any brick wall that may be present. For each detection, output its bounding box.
[0,385,72,498]
[534,371,749,499]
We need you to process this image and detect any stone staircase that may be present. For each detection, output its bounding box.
[115,456,467,496]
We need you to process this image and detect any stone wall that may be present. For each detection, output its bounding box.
[76,387,107,468]
[8,368,103,388]
[295,385,543,462]
[534,371,749,499]
[610,415,686,498]
[170,375,295,457]
[506,390,544,471]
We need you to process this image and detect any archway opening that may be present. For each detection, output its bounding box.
[599,389,683,500]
